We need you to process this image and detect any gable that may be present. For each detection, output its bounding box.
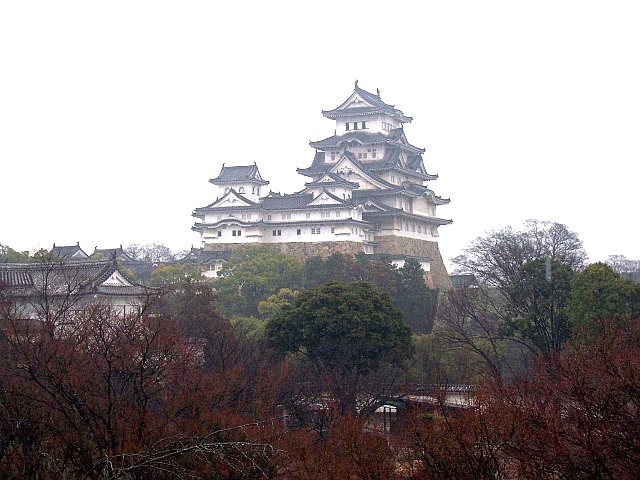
[101,270,133,287]
[359,198,392,212]
[330,157,388,190]
[209,190,254,208]
[317,174,336,183]
[308,191,344,206]
[339,91,376,111]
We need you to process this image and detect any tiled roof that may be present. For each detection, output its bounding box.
[0,260,152,296]
[50,243,89,260]
[0,269,33,287]
[262,193,314,210]
[210,164,269,185]
[353,188,402,198]
[310,131,389,149]
[92,246,137,263]
[175,248,232,264]
[298,153,398,189]
[322,85,412,123]
[94,284,151,296]
[305,173,359,188]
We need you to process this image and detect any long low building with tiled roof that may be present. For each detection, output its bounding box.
[0,259,155,318]
[192,82,452,289]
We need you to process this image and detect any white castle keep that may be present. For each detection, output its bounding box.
[192,82,452,288]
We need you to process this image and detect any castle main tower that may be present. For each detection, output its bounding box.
[193,82,452,288]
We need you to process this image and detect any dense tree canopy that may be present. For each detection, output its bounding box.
[266,281,413,415]
[0,244,33,263]
[149,262,204,286]
[302,253,439,334]
[215,246,303,317]
[569,262,640,335]
[397,258,438,334]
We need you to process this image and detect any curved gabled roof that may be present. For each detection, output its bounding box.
[50,243,89,261]
[309,129,424,154]
[0,260,153,296]
[209,164,269,186]
[175,248,232,264]
[304,172,359,189]
[403,183,451,205]
[299,148,436,185]
[310,131,389,149]
[322,83,412,123]
[92,246,138,263]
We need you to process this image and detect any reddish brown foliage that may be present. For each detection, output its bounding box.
[0,301,286,479]
[398,324,640,479]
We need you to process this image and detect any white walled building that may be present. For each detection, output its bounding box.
[192,83,452,288]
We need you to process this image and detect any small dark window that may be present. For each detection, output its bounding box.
[217,231,221,237]
[353,122,358,130]
[345,122,350,131]
[361,121,366,129]
[297,229,301,235]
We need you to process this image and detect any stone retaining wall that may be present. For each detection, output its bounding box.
[373,236,451,290]
[204,238,451,290]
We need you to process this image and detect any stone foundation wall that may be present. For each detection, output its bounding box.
[203,241,364,260]
[373,236,451,290]
[204,238,451,290]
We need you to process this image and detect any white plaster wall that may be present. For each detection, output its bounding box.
[218,183,263,202]
[390,259,431,272]
[335,113,401,136]
[412,197,436,217]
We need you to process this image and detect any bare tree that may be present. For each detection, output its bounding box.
[452,219,587,295]
[606,254,640,274]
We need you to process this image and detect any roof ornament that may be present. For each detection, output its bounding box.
[377,88,381,97]
[354,79,358,89]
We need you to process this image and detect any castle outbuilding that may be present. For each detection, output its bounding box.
[192,83,452,288]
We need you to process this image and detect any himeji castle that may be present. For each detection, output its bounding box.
[192,82,452,288]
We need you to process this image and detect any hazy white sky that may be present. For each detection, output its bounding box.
[2,1,639,268]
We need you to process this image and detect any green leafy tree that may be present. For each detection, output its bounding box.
[266,281,413,415]
[215,246,303,317]
[325,252,365,282]
[569,262,640,335]
[257,288,299,319]
[302,256,330,289]
[0,244,32,263]
[360,256,401,301]
[397,259,439,334]
[149,263,203,286]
